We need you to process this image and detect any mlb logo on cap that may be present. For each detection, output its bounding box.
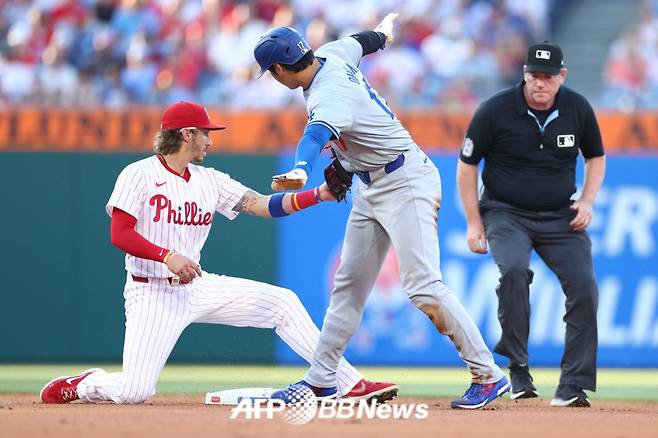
[526,41,564,75]
[536,50,551,60]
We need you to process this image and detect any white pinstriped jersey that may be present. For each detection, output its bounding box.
[304,37,414,172]
[106,155,248,278]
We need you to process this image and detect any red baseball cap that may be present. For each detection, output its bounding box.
[160,101,226,130]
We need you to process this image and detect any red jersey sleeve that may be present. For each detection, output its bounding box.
[110,208,170,262]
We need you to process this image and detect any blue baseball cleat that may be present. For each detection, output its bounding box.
[271,380,338,404]
[450,376,510,409]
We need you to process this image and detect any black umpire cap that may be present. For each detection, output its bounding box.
[526,41,564,75]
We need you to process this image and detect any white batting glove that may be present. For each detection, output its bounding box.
[271,168,308,191]
[374,12,398,46]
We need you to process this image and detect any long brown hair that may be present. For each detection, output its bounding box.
[153,129,183,155]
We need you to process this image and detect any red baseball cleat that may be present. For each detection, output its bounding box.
[40,368,101,404]
[344,378,399,403]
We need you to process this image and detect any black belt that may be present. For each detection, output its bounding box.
[354,154,405,185]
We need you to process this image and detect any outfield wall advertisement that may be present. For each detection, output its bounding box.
[276,155,658,367]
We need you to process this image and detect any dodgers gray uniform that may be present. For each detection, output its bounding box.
[303,37,504,387]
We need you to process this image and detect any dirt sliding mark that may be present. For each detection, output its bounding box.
[1,394,657,438]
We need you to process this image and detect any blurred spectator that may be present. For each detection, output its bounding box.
[600,0,658,110]
[120,31,157,102]
[601,30,648,111]
[1,21,37,103]
[0,0,554,109]
[37,42,79,105]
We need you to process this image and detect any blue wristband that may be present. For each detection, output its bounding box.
[268,193,289,218]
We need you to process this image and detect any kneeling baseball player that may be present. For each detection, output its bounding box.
[40,101,397,405]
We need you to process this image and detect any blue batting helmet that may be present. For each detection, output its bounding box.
[253,27,311,78]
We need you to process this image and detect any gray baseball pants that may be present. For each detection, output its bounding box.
[305,146,504,388]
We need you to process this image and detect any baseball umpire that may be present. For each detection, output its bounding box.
[457,41,606,407]
[254,14,510,409]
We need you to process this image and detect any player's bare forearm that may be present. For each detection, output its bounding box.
[233,186,333,218]
[233,190,270,216]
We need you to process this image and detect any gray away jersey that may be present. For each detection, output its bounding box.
[303,37,414,172]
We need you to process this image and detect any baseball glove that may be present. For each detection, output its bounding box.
[324,159,353,201]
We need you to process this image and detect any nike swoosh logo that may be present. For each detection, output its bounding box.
[156,182,167,187]
[352,381,366,393]
[65,377,77,385]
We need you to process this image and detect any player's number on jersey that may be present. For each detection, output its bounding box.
[362,77,395,120]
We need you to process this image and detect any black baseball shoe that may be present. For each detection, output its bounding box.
[509,363,538,400]
[550,391,590,407]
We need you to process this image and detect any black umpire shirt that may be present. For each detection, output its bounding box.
[460,81,605,211]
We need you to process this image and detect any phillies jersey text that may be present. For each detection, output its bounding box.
[106,155,247,277]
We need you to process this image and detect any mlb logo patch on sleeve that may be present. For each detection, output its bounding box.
[462,137,474,157]
[557,134,575,147]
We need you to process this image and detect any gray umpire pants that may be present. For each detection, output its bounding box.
[305,146,503,388]
[481,196,598,395]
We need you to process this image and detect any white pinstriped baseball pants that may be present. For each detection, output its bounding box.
[77,272,362,403]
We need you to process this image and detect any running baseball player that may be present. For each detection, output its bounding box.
[254,14,509,409]
[39,101,397,405]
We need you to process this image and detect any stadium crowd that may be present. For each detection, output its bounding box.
[600,0,658,111]
[0,0,553,110]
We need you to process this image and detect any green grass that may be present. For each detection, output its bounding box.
[1,365,657,401]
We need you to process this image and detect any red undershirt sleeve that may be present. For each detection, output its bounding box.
[110,208,169,262]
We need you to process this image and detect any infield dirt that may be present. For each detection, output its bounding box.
[1,394,656,438]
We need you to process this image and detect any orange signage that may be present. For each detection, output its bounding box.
[0,107,655,153]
